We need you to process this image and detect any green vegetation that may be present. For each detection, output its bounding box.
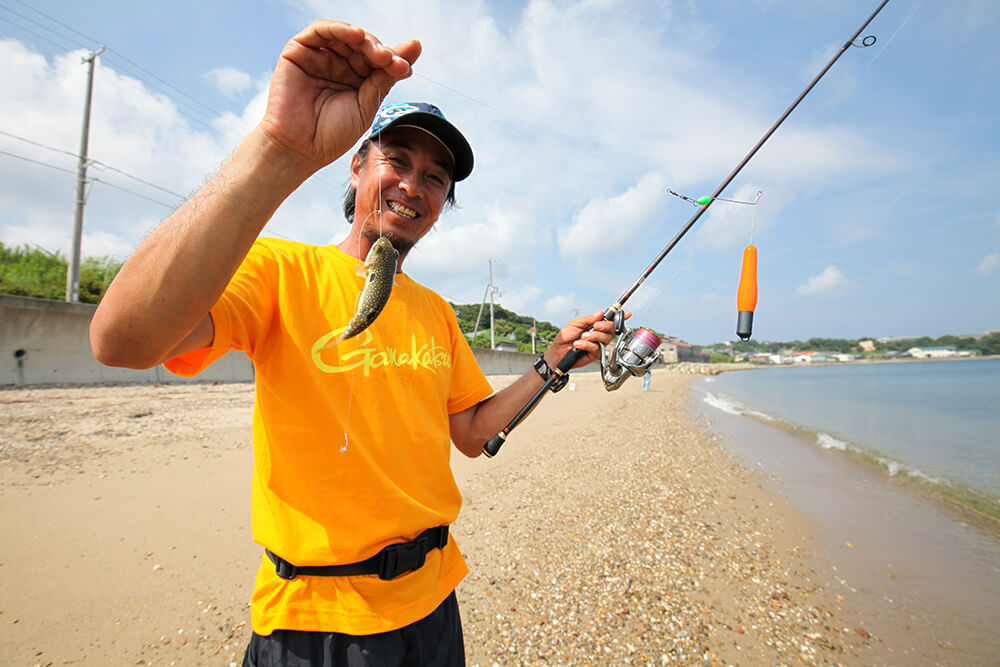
[707,332,1000,360]
[0,243,123,304]
[449,303,560,353]
[4,242,997,359]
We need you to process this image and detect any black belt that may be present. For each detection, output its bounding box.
[266,526,449,581]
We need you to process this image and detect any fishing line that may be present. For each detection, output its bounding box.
[748,190,763,245]
[480,0,894,458]
[377,89,384,238]
[412,71,724,213]
[344,89,388,452]
[341,366,357,454]
[864,0,924,69]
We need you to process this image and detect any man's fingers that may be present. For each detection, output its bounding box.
[391,39,422,67]
[289,20,416,78]
[292,20,368,51]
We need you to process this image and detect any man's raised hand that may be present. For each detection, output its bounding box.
[259,20,421,172]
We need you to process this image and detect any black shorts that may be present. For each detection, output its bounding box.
[242,591,464,667]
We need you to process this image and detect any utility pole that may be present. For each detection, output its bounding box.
[66,45,105,303]
[489,259,496,349]
[471,283,489,343]
[471,258,500,348]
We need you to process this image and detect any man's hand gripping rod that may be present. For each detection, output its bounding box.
[483,0,891,458]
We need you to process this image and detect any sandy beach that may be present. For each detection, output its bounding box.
[0,369,987,665]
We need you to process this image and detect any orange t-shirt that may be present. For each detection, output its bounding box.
[165,238,494,636]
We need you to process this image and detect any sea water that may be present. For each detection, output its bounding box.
[689,358,1000,661]
[695,358,1000,508]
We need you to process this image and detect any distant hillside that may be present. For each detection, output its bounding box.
[449,303,560,352]
[707,333,1000,357]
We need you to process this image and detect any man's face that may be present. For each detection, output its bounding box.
[350,125,454,253]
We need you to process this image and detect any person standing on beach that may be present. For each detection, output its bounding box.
[90,19,619,666]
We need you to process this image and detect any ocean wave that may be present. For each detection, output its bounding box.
[702,392,744,415]
[877,456,943,485]
[817,432,849,451]
[816,433,943,484]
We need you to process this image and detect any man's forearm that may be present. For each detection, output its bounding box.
[91,127,316,369]
[449,365,554,457]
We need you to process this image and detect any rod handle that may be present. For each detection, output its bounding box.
[483,432,506,458]
[556,346,585,374]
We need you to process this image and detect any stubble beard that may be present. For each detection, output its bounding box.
[361,221,414,256]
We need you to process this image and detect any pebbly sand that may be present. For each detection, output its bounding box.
[0,368,969,665]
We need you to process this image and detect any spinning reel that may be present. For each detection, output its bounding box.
[598,310,662,391]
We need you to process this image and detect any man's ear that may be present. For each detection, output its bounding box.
[350,152,362,189]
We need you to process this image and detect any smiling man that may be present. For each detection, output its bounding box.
[90,19,618,667]
[339,102,470,262]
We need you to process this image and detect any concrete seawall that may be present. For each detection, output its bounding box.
[1,294,595,386]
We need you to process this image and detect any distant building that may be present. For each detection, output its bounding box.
[658,341,678,363]
[907,346,957,359]
[859,340,876,352]
[657,336,707,363]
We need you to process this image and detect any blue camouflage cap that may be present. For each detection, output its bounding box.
[366,102,474,181]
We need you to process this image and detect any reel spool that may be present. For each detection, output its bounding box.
[599,310,663,391]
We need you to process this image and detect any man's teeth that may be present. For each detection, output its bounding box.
[387,201,418,219]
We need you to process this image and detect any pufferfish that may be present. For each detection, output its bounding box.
[332,236,399,345]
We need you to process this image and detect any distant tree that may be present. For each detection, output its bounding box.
[78,255,124,304]
[449,302,558,351]
[976,333,1000,355]
[0,243,66,300]
[708,351,732,364]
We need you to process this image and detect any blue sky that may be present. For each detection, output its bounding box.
[1,0,997,345]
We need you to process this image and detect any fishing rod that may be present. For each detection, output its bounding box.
[483,0,892,458]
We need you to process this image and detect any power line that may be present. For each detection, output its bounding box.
[0,148,77,175]
[8,1,224,124]
[0,128,79,160]
[0,128,188,199]
[0,5,80,52]
[0,4,357,198]
[88,162,187,200]
[0,147,180,209]
[87,176,178,210]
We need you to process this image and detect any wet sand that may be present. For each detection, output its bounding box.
[0,369,970,665]
[690,377,1000,665]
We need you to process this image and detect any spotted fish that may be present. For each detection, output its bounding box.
[332,236,399,345]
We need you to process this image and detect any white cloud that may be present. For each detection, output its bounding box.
[976,252,999,276]
[499,284,543,316]
[543,292,579,320]
[559,177,667,260]
[203,67,252,97]
[797,265,848,295]
[0,2,917,342]
[693,183,769,252]
[405,201,545,280]
[0,41,245,258]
